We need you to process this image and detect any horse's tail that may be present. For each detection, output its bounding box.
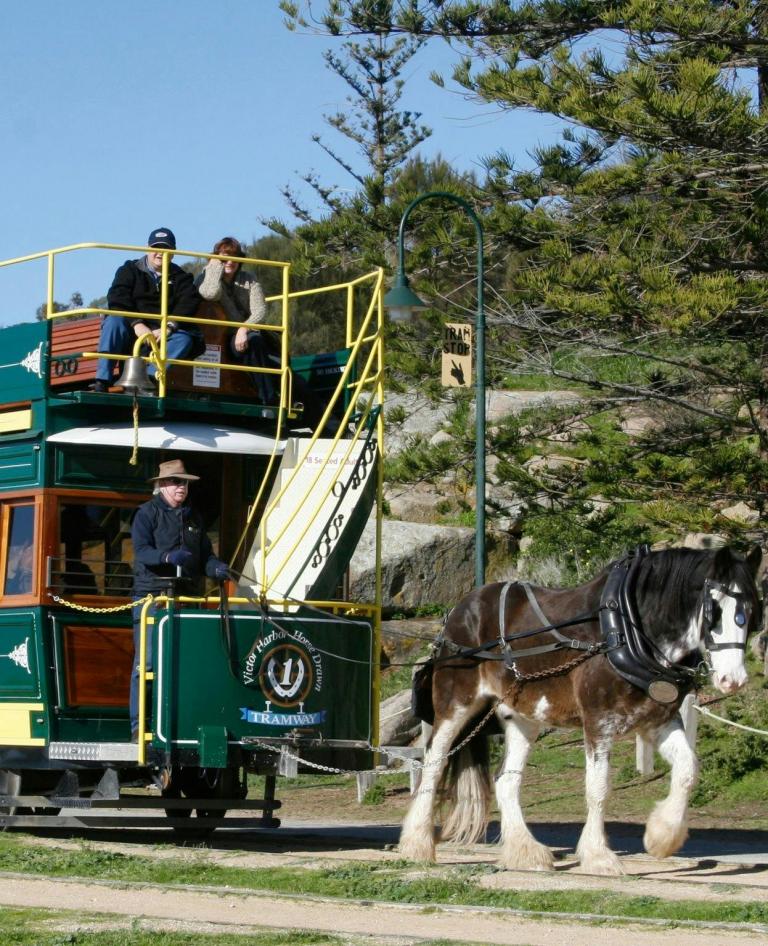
[438,725,491,845]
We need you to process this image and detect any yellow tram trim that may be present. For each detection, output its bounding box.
[0,702,45,746]
[0,408,32,434]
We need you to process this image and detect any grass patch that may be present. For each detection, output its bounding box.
[0,907,353,945]
[1,837,767,927]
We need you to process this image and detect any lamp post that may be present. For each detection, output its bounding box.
[383,191,486,587]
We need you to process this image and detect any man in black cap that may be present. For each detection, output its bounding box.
[91,228,204,392]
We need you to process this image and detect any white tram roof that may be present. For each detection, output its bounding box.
[47,421,285,455]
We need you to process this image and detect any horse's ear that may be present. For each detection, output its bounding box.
[745,544,763,578]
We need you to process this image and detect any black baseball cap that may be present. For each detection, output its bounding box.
[147,227,176,249]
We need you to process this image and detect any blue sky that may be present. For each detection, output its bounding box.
[0,1,563,326]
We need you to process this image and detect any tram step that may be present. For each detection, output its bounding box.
[48,741,139,763]
[0,814,282,830]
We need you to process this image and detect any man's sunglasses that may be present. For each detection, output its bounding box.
[166,477,189,486]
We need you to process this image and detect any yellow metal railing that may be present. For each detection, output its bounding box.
[231,269,384,596]
[0,242,291,402]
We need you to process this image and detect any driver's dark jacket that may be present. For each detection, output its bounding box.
[132,493,218,596]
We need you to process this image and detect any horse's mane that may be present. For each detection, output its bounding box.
[632,547,757,640]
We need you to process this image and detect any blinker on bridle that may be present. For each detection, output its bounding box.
[702,579,750,650]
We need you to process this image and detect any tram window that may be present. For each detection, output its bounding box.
[4,505,35,596]
[57,503,135,596]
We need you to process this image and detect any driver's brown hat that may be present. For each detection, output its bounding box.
[148,459,200,482]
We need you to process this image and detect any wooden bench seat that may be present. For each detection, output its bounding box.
[48,305,264,397]
[166,302,257,397]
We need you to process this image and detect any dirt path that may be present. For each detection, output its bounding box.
[1,873,767,946]
[3,824,768,945]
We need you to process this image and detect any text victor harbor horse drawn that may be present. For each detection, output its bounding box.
[401,544,761,875]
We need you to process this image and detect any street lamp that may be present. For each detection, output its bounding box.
[383,191,486,587]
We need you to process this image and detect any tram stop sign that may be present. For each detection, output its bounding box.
[441,323,472,388]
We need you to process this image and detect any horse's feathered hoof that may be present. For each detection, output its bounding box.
[499,837,554,871]
[644,816,688,859]
[575,849,625,876]
[398,835,436,863]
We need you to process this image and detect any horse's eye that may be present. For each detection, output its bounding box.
[734,609,747,627]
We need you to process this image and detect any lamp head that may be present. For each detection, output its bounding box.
[383,271,427,323]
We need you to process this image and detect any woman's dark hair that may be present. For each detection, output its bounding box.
[212,236,245,268]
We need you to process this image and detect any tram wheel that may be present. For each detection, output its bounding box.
[163,765,192,818]
[163,765,243,822]
[193,766,243,819]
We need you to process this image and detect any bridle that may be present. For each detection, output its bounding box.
[701,578,751,652]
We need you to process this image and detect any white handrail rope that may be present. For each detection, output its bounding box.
[693,702,768,737]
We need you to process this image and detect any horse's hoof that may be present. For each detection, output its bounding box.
[575,850,625,876]
[643,821,688,859]
[398,838,436,863]
[499,839,554,872]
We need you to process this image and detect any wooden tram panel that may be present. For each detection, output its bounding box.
[49,303,259,397]
[49,317,100,387]
[62,624,132,707]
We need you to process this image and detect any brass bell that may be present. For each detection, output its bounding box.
[116,357,156,395]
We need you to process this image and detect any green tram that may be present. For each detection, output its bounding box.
[0,242,383,829]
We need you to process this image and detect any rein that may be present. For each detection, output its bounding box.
[429,604,602,667]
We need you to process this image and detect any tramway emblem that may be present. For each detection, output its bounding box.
[259,643,314,706]
[21,343,44,378]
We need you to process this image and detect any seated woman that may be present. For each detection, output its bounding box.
[196,237,279,404]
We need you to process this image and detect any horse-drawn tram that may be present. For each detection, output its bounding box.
[0,241,384,831]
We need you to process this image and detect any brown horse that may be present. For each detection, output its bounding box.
[401,545,761,875]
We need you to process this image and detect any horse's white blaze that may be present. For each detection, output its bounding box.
[707,583,749,694]
[532,696,551,722]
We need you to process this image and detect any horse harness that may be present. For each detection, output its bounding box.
[600,546,696,704]
[431,546,748,704]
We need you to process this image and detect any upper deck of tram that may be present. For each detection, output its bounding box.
[0,240,384,428]
[0,242,385,609]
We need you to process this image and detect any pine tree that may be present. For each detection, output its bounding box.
[284,1,768,560]
[274,2,432,274]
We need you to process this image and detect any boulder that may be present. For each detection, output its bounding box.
[486,390,582,423]
[385,482,447,523]
[379,689,421,746]
[385,392,454,455]
[385,389,585,455]
[350,518,474,609]
[719,502,760,525]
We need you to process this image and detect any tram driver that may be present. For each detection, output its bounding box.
[129,458,230,741]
